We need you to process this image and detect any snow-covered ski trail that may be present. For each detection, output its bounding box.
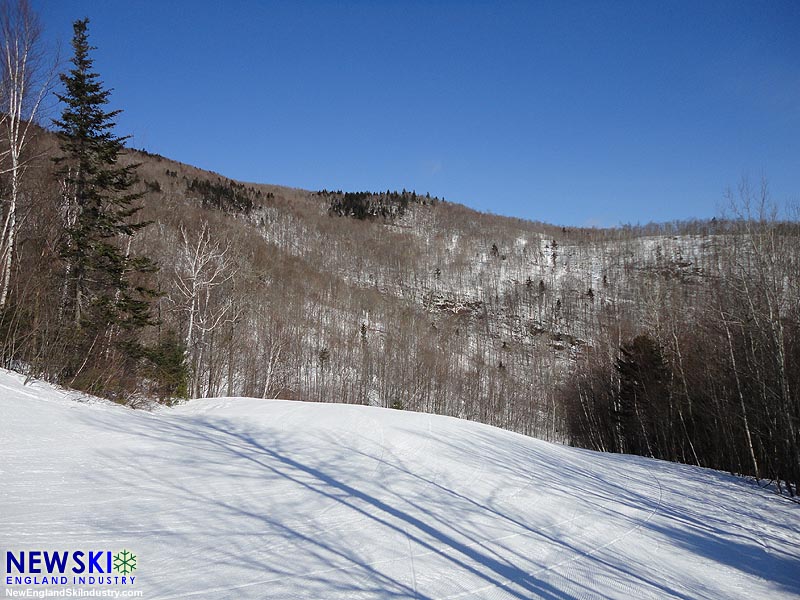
[1,369,798,599]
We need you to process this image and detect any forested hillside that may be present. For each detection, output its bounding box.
[0,13,797,496]
[6,124,799,494]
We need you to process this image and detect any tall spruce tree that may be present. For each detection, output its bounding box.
[54,18,157,388]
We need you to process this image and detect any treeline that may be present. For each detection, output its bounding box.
[323,189,439,221]
[561,207,799,495]
[186,177,266,214]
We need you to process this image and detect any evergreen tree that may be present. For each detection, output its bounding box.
[615,334,669,456]
[53,18,157,386]
[143,330,189,402]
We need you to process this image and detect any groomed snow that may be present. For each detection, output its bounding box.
[1,368,798,599]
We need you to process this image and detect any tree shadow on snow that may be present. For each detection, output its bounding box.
[75,406,800,599]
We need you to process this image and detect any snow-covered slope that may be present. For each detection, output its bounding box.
[1,369,798,599]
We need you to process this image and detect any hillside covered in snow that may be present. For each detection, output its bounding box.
[2,368,798,599]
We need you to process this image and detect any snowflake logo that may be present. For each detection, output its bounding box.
[113,549,137,575]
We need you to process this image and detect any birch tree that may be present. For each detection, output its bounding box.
[0,0,52,311]
[174,221,236,396]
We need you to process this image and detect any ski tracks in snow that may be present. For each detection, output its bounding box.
[4,372,797,600]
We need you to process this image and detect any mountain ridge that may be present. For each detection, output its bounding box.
[7,127,800,493]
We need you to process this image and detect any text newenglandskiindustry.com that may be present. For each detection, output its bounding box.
[4,590,143,598]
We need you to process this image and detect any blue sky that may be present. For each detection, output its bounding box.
[37,1,799,227]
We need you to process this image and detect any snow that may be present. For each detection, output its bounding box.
[1,368,798,599]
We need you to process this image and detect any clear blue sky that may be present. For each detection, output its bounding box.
[37,1,799,227]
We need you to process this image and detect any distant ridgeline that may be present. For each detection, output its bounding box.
[322,189,440,221]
